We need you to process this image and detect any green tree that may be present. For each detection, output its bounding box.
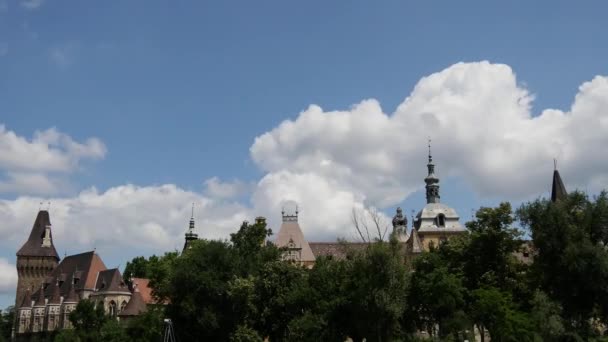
[0,306,14,342]
[123,251,179,301]
[68,300,107,341]
[470,286,535,342]
[125,308,165,342]
[407,252,467,339]
[518,191,608,335]
[99,319,128,342]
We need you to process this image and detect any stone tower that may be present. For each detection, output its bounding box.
[15,210,60,309]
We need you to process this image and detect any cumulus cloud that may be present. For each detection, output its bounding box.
[0,258,17,295]
[3,62,608,275]
[0,125,106,195]
[0,184,251,258]
[204,177,253,200]
[251,61,608,210]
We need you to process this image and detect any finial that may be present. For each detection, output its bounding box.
[191,202,195,219]
[554,158,557,171]
[39,202,43,211]
[47,201,51,211]
[296,205,299,216]
[427,137,432,162]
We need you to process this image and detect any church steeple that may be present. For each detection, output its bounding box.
[424,139,440,204]
[551,159,567,203]
[183,203,199,251]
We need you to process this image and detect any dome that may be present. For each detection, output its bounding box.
[415,203,465,233]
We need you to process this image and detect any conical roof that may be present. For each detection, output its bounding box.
[34,284,46,307]
[17,210,60,260]
[63,280,79,303]
[118,288,147,317]
[19,288,32,308]
[551,169,567,203]
[406,228,423,254]
[48,280,62,305]
[275,218,315,263]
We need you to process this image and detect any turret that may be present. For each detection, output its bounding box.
[183,203,199,251]
[15,210,60,310]
[425,139,440,204]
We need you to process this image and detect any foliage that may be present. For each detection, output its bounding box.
[518,191,608,336]
[68,300,107,341]
[124,251,179,301]
[0,306,14,342]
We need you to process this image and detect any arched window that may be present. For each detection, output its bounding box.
[109,301,117,317]
[436,214,446,227]
[120,301,127,312]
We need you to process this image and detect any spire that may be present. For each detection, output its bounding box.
[183,203,199,251]
[34,283,46,307]
[19,287,32,308]
[48,278,62,305]
[424,138,440,204]
[551,159,567,203]
[63,274,79,303]
[17,210,60,260]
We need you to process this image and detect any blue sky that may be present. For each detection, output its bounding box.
[1,0,608,308]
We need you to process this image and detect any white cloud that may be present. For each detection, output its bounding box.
[251,61,608,208]
[0,184,252,258]
[0,125,106,194]
[204,177,253,200]
[0,258,17,295]
[20,0,43,10]
[2,62,608,281]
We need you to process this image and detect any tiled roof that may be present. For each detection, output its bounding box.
[33,251,107,301]
[94,269,129,293]
[118,289,147,317]
[48,280,62,305]
[16,210,59,260]
[309,242,368,260]
[19,288,32,308]
[131,278,153,304]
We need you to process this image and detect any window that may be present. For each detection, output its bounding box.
[109,301,117,317]
[120,301,127,312]
[436,214,446,227]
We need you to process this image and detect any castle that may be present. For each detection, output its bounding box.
[12,143,567,337]
[13,211,151,337]
[272,145,468,266]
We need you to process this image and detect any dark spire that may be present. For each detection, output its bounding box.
[17,210,60,260]
[551,159,567,203]
[34,283,46,307]
[183,203,199,251]
[19,287,32,308]
[424,138,440,204]
[64,274,79,303]
[48,278,62,305]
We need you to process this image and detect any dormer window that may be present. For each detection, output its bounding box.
[436,214,446,227]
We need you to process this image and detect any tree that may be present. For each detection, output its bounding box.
[124,251,179,301]
[0,306,14,342]
[407,252,468,339]
[470,286,535,342]
[518,191,608,335]
[351,206,390,243]
[69,300,107,341]
[125,307,165,342]
[165,218,280,341]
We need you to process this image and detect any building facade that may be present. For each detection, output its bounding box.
[13,211,150,337]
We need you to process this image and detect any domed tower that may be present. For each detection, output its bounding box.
[15,210,60,310]
[412,140,467,250]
